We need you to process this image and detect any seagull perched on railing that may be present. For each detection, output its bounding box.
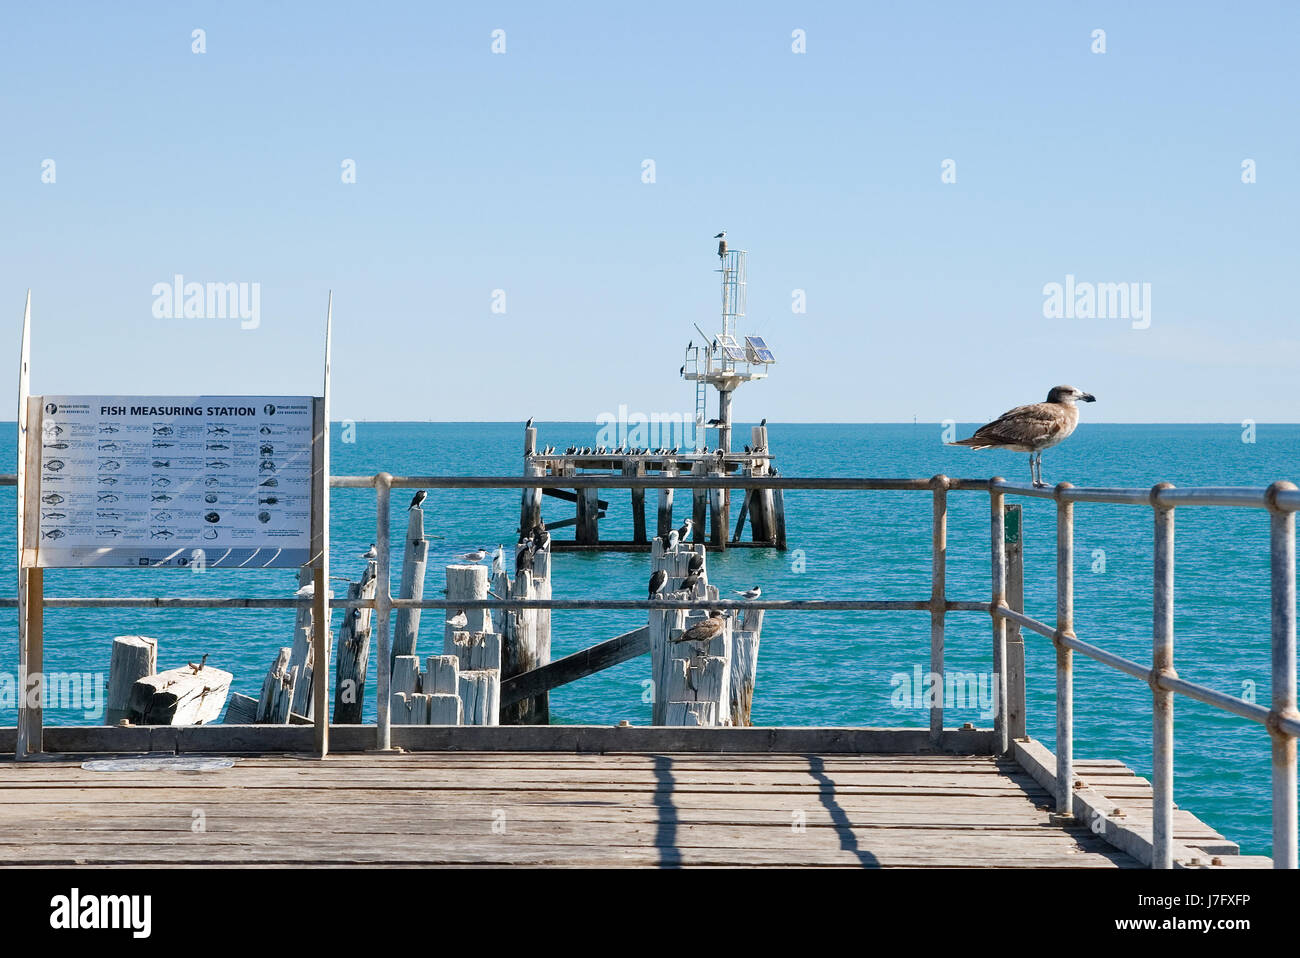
[948,385,1095,487]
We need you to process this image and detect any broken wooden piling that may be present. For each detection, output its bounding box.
[106,635,157,725]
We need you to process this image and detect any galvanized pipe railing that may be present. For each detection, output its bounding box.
[7,471,1297,867]
[990,476,1300,869]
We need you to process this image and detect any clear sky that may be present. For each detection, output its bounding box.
[1,2,1296,423]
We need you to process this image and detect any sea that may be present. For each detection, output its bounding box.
[0,421,1295,857]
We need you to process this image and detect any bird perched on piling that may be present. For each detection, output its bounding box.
[360,543,377,560]
[673,610,725,644]
[294,582,334,599]
[530,521,549,552]
[715,231,727,258]
[680,572,702,593]
[665,529,679,550]
[677,518,693,543]
[686,552,704,575]
[948,385,1096,488]
[515,538,536,575]
[760,417,767,427]
[734,586,762,600]
[526,417,534,429]
[459,549,489,563]
[409,490,426,511]
[491,545,505,577]
[648,569,668,599]
[446,609,468,630]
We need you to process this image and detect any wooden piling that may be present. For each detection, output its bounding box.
[333,561,378,724]
[576,487,601,544]
[257,648,292,723]
[391,506,429,663]
[129,664,232,726]
[657,461,676,538]
[390,654,421,725]
[730,606,765,726]
[501,540,552,725]
[626,460,647,544]
[458,670,500,726]
[770,469,788,550]
[691,461,707,544]
[708,463,726,550]
[520,458,542,538]
[445,564,492,642]
[106,636,157,725]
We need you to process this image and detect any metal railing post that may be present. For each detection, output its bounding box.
[990,482,1008,756]
[1055,483,1074,815]
[1005,503,1027,740]
[930,475,949,746]
[1268,481,1298,868]
[374,473,394,751]
[1151,483,1176,868]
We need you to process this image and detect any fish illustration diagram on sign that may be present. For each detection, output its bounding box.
[34,396,315,567]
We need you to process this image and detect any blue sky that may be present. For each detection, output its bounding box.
[1,2,1296,423]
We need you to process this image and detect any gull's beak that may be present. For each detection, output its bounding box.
[1080,393,1096,402]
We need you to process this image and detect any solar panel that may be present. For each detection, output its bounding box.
[745,336,776,363]
[719,335,749,362]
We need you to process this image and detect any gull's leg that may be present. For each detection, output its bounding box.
[1028,453,1036,486]
[1037,452,1046,487]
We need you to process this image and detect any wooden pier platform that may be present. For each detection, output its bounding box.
[0,748,1249,868]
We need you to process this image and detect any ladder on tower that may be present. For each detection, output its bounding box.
[694,377,707,452]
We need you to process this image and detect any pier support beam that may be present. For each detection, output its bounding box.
[657,462,676,538]
[576,487,601,544]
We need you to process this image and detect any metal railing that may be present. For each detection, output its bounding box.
[5,470,1298,868]
[987,476,1299,870]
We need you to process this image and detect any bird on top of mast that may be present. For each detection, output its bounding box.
[715,231,727,258]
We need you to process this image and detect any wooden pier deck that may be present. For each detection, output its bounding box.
[0,751,1171,868]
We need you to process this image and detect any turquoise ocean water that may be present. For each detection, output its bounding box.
[0,421,1295,856]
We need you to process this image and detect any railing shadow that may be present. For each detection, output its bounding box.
[807,754,880,867]
[652,754,682,868]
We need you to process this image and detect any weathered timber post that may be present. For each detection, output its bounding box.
[391,505,429,663]
[750,425,774,543]
[627,459,647,544]
[657,461,676,538]
[691,461,707,544]
[770,468,788,550]
[423,655,462,724]
[520,458,542,537]
[730,605,764,726]
[444,562,501,725]
[501,540,552,725]
[445,563,492,641]
[333,561,378,724]
[708,462,726,550]
[577,486,601,544]
[107,635,157,725]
